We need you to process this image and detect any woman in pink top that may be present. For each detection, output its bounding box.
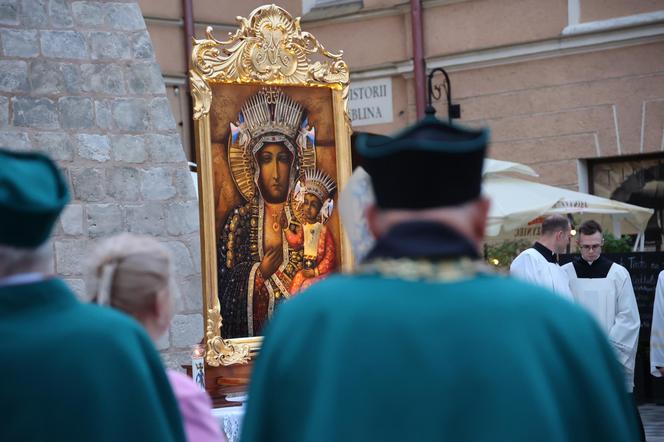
[87,233,226,442]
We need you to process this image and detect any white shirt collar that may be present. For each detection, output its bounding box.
[0,273,47,288]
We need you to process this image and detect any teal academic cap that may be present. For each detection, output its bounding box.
[0,149,70,248]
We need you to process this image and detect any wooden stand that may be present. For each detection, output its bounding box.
[185,361,254,408]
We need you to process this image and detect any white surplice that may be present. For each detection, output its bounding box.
[650,270,664,378]
[510,248,573,300]
[562,261,641,391]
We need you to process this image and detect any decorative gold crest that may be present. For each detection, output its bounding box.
[190,4,349,120]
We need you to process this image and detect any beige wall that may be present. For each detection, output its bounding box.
[138,0,664,188]
[147,23,185,76]
[194,0,302,22]
[459,42,664,188]
[139,0,664,76]
[308,14,408,68]
[364,0,401,8]
[424,0,567,58]
[138,0,181,18]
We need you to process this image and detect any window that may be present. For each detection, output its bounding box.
[588,153,664,250]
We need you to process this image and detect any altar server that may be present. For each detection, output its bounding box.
[241,113,639,442]
[510,215,574,300]
[650,270,664,377]
[0,149,185,442]
[562,220,644,441]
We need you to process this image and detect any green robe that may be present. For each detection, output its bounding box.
[241,270,639,441]
[0,278,186,442]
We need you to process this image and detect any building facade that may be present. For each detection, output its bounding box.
[140,0,664,246]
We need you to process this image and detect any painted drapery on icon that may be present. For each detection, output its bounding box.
[210,84,341,338]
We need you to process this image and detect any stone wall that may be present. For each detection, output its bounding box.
[0,0,202,370]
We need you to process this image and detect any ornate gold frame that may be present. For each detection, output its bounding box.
[190,4,353,366]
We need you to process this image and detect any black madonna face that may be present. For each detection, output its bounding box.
[256,142,293,203]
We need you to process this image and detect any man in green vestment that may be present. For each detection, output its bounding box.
[0,149,186,442]
[241,113,640,441]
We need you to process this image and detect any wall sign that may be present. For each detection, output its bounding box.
[348,78,393,127]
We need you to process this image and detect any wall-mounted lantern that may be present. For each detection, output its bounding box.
[426,67,461,123]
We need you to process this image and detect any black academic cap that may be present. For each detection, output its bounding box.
[355,115,489,209]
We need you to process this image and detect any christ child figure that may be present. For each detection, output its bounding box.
[287,169,337,294]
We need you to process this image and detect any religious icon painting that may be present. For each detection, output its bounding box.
[189,5,352,366]
[213,85,344,340]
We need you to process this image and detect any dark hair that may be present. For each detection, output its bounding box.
[541,215,570,235]
[578,220,602,236]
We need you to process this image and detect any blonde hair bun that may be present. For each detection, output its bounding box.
[87,233,177,316]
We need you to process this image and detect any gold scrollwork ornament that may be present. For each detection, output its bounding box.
[206,306,251,366]
[190,70,212,120]
[190,4,350,122]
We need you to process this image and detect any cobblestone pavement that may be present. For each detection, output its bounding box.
[641,404,664,442]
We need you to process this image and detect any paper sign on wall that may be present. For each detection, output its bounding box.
[348,78,393,127]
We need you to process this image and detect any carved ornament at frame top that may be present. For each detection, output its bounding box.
[190,4,350,120]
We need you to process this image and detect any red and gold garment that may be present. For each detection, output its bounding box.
[288,223,336,294]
